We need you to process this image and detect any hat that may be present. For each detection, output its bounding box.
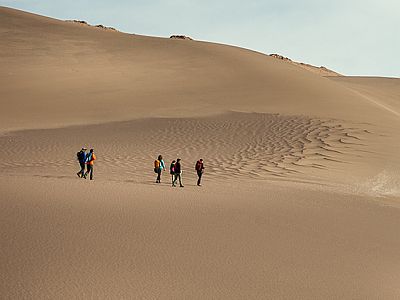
[81,147,87,150]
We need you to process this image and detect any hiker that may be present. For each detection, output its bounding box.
[172,158,184,187]
[195,158,205,186]
[84,148,96,180]
[154,155,165,183]
[76,147,87,178]
[170,160,176,186]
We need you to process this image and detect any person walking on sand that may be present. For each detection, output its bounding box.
[195,158,205,186]
[170,160,176,186]
[84,148,96,180]
[155,155,165,183]
[172,158,184,187]
[76,147,87,178]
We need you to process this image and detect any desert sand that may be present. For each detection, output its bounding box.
[1,6,400,299]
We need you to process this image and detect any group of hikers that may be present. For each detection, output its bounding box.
[154,155,205,187]
[76,149,205,186]
[154,155,204,187]
[76,148,96,180]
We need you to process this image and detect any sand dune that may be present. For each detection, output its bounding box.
[1,6,400,299]
[1,6,399,133]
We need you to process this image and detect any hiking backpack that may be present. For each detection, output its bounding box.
[154,160,160,173]
[154,160,160,168]
[77,151,85,162]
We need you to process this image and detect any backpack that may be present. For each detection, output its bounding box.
[154,160,160,168]
[154,160,160,173]
[77,151,85,163]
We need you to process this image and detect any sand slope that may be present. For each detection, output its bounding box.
[1,6,399,132]
[329,76,400,117]
[2,176,400,299]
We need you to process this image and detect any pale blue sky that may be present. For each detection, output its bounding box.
[2,0,399,77]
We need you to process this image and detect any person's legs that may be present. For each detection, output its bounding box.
[84,165,91,179]
[197,171,202,186]
[77,164,82,177]
[178,174,184,187]
[156,169,161,183]
[89,165,94,180]
[172,174,177,187]
[83,165,88,178]
[78,162,85,178]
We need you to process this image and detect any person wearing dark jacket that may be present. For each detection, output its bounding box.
[195,159,205,186]
[76,147,87,178]
[170,160,176,186]
[172,158,184,187]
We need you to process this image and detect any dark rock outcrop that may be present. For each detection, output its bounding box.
[170,35,193,41]
[269,53,341,76]
[66,20,117,31]
[269,54,292,62]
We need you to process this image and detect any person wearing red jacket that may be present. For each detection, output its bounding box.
[195,159,204,186]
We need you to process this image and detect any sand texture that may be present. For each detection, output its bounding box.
[1,6,400,299]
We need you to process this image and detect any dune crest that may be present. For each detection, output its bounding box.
[269,53,342,77]
[65,19,118,31]
[170,35,193,40]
